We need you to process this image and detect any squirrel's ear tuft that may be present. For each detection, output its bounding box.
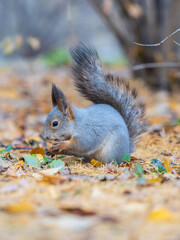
[51,83,57,107]
[51,83,68,112]
[66,104,75,121]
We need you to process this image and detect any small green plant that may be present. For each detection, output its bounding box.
[42,48,70,67]
[121,153,131,163]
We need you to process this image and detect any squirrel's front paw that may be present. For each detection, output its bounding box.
[45,149,55,157]
[49,141,65,154]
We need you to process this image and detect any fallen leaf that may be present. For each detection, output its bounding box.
[147,177,162,183]
[164,157,172,173]
[36,154,44,163]
[49,159,64,169]
[121,153,131,162]
[91,159,104,167]
[148,207,175,222]
[24,154,40,167]
[14,160,25,170]
[5,200,35,214]
[6,146,12,152]
[30,147,45,155]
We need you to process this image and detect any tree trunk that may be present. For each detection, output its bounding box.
[89,0,180,90]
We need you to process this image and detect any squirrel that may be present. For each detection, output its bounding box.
[43,43,146,164]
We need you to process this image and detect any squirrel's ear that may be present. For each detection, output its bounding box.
[66,103,75,121]
[51,83,68,112]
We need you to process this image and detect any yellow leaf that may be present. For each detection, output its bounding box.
[164,157,171,173]
[91,159,104,167]
[148,207,174,222]
[14,161,25,170]
[36,154,44,163]
[6,200,35,214]
[147,177,162,183]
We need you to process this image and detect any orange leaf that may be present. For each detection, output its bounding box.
[30,147,45,155]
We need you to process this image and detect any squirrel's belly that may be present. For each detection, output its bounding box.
[94,139,114,163]
[88,132,130,164]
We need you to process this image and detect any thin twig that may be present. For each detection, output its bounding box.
[134,28,180,47]
[113,61,180,75]
[173,40,180,46]
[130,61,180,71]
[0,142,32,151]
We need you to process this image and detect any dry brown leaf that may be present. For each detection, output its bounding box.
[30,147,45,155]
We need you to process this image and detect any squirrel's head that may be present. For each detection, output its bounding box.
[43,83,74,141]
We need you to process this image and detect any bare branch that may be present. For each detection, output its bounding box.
[131,61,180,71]
[173,40,180,46]
[113,61,180,75]
[134,28,180,47]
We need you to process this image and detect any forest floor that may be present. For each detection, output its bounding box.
[0,62,180,240]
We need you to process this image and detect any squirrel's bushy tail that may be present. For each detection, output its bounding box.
[70,43,146,152]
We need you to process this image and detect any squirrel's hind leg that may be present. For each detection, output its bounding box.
[92,131,130,164]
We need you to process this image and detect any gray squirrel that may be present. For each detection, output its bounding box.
[43,43,146,164]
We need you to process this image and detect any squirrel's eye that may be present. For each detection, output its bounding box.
[52,120,59,127]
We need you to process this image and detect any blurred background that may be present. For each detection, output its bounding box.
[0,0,180,141]
[0,0,179,87]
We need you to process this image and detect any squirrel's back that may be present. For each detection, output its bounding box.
[70,43,146,153]
[73,103,130,162]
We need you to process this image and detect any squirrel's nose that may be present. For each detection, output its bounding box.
[41,131,48,140]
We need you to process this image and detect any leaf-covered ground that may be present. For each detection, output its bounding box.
[0,63,180,240]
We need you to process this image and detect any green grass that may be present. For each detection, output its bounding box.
[42,48,70,67]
